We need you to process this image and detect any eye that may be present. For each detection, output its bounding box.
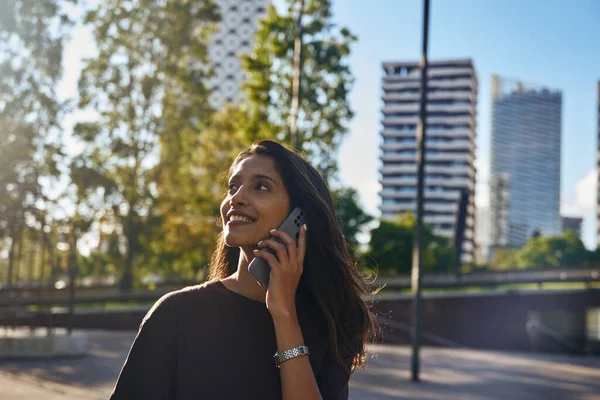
[227,183,239,194]
[256,182,270,191]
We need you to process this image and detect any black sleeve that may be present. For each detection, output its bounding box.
[316,347,353,400]
[110,292,179,400]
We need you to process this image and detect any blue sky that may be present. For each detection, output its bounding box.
[329,0,600,249]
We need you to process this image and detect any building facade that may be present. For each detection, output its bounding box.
[561,216,583,239]
[207,0,268,108]
[489,75,562,249]
[475,206,491,264]
[379,59,478,262]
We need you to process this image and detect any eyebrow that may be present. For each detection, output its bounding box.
[229,173,279,186]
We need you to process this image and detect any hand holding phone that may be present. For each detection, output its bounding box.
[248,207,305,289]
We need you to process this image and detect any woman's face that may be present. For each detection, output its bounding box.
[220,155,292,248]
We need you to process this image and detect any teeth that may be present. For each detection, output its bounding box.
[230,215,253,223]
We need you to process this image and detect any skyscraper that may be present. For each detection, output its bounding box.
[379,59,478,262]
[489,75,562,249]
[207,0,268,108]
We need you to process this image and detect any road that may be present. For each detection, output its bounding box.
[1,330,599,399]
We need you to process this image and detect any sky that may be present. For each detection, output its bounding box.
[328,0,600,249]
[59,0,600,250]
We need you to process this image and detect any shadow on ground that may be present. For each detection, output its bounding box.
[0,330,136,398]
[2,331,600,400]
[349,345,600,400]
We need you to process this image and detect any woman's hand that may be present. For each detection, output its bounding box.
[253,224,307,319]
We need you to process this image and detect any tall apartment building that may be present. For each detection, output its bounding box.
[207,0,268,108]
[489,75,562,249]
[379,59,478,262]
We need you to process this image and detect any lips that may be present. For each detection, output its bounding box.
[226,210,256,225]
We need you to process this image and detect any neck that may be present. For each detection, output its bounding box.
[222,247,266,303]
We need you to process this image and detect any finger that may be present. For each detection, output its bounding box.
[253,249,280,269]
[257,239,288,263]
[269,229,297,264]
[297,224,307,268]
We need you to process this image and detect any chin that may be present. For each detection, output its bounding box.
[223,233,257,248]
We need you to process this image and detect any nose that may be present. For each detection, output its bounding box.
[229,185,248,206]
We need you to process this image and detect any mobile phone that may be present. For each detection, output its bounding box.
[248,207,305,289]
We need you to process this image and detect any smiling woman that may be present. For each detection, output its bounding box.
[109,140,379,400]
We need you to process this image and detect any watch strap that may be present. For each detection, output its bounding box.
[273,345,310,368]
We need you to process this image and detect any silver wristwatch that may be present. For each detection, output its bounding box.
[273,345,310,368]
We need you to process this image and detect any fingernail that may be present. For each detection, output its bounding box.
[253,249,259,253]
[270,229,277,233]
[303,224,307,231]
[257,240,263,245]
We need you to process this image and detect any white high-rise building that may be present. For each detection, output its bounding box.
[379,59,478,262]
[207,0,268,108]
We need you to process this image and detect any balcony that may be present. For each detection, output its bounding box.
[381,103,474,115]
[382,116,420,125]
[424,214,457,225]
[380,201,459,214]
[380,142,417,151]
[425,152,474,163]
[380,164,475,177]
[381,129,417,137]
[425,141,474,152]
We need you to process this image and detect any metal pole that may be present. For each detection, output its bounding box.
[411,0,430,383]
[290,0,304,151]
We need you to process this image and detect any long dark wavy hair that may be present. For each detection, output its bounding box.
[208,140,378,372]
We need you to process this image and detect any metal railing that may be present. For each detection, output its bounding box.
[0,267,598,309]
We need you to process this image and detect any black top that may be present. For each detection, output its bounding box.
[110,280,352,400]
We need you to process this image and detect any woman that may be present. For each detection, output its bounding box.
[110,140,378,400]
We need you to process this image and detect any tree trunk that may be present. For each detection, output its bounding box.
[120,209,135,291]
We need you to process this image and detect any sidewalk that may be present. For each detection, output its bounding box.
[1,330,599,399]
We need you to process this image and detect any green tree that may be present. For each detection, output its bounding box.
[73,0,219,289]
[489,248,519,270]
[365,212,455,275]
[331,187,373,254]
[0,0,72,286]
[515,231,589,269]
[143,106,249,279]
[589,246,600,265]
[240,0,357,180]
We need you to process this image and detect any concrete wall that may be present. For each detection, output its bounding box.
[3,289,599,354]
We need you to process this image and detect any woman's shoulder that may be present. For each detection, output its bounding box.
[146,280,223,316]
[160,279,223,303]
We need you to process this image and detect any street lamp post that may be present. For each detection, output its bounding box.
[411,0,430,383]
[290,0,304,151]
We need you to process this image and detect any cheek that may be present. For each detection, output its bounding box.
[220,199,229,220]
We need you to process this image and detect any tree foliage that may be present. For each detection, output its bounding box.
[365,212,455,275]
[490,231,593,270]
[71,0,219,289]
[145,0,360,278]
[0,0,72,285]
[515,231,589,269]
[240,0,357,180]
[144,105,249,279]
[331,187,373,254]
